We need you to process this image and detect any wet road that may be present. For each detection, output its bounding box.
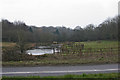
[2,64,119,76]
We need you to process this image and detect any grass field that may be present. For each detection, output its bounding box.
[62,40,118,54]
[80,41,118,53]
[2,40,119,66]
[2,73,119,79]
[2,40,118,50]
[79,41,118,49]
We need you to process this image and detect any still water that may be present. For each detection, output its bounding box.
[26,46,60,55]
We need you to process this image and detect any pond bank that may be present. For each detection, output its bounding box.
[2,53,118,67]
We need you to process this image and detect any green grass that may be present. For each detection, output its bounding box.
[79,41,118,49]
[73,41,118,53]
[61,41,118,56]
[2,73,119,79]
[2,40,118,49]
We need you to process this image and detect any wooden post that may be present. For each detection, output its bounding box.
[53,48,55,54]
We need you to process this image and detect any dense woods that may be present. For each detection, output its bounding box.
[2,15,119,43]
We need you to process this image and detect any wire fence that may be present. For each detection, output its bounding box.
[60,43,119,55]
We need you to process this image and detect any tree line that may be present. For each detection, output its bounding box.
[2,15,119,43]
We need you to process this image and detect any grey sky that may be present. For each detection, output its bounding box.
[0,0,119,28]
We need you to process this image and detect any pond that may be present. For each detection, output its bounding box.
[26,46,60,55]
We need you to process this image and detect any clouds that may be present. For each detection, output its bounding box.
[0,0,119,28]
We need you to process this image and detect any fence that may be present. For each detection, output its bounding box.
[60,42,118,55]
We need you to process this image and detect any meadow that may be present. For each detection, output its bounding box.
[2,40,119,66]
[62,40,118,54]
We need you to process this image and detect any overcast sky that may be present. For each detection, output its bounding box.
[0,0,119,28]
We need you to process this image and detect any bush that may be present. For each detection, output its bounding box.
[2,47,35,61]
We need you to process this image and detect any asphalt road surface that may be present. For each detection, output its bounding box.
[2,64,119,76]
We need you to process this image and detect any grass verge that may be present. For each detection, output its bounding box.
[2,73,119,79]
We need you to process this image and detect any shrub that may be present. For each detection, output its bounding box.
[2,47,35,61]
